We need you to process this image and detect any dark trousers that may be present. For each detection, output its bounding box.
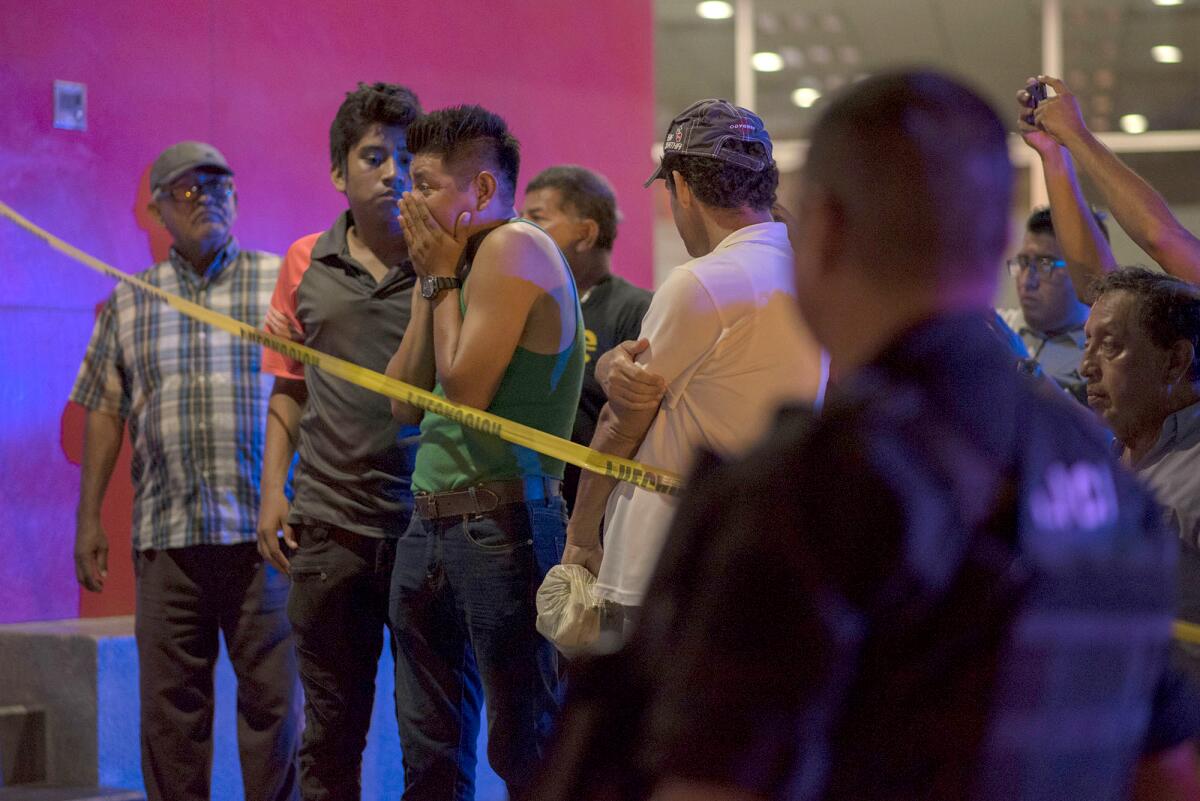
[288,522,397,801]
[134,541,301,801]
[390,498,567,801]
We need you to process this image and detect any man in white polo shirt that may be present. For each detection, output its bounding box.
[562,99,827,629]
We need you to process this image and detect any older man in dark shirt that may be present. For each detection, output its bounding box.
[1081,268,1200,681]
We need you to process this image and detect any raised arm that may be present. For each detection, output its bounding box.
[400,191,567,411]
[1017,78,1117,299]
[386,282,437,425]
[1033,75,1200,284]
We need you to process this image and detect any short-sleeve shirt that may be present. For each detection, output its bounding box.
[262,211,417,538]
[1133,400,1200,551]
[997,306,1086,393]
[617,313,1177,801]
[595,221,828,606]
[69,240,279,551]
[1131,401,1200,674]
[564,274,652,508]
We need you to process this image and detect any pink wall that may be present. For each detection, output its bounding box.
[0,0,655,622]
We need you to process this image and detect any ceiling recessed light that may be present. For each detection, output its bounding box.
[696,1,734,20]
[1153,0,1183,6]
[1120,114,1149,134]
[780,46,805,68]
[752,51,785,72]
[1152,45,1183,62]
[792,87,822,108]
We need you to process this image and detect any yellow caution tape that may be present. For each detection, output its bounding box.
[1173,620,1200,647]
[13,200,1200,645]
[0,200,684,496]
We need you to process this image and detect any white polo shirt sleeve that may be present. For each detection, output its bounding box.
[635,267,723,408]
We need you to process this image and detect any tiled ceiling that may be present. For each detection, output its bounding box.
[656,0,1200,143]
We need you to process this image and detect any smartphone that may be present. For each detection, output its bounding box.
[1029,81,1048,109]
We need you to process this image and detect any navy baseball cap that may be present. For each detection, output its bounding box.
[645,99,774,187]
[149,141,233,191]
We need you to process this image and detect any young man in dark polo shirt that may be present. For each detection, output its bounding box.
[521,165,652,510]
[256,81,421,801]
[385,105,584,801]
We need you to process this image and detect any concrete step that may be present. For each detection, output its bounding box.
[0,788,144,801]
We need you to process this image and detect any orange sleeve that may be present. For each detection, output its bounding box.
[262,234,319,380]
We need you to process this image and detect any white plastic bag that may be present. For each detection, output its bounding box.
[536,563,603,657]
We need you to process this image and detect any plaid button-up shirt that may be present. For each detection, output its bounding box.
[70,240,281,551]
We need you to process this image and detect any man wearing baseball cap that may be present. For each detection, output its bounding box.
[71,141,301,800]
[561,99,827,635]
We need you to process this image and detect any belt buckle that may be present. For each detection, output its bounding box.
[418,492,437,519]
[470,485,502,514]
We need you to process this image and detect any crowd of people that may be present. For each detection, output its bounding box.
[68,68,1200,801]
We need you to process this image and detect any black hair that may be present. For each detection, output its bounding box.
[526,165,619,250]
[406,105,521,204]
[1027,206,1110,243]
[1092,267,1200,380]
[329,82,422,175]
[805,70,1012,282]
[660,141,778,212]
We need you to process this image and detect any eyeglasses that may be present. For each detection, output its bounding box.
[159,177,235,204]
[1006,254,1066,278]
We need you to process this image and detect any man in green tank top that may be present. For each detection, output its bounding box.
[385,105,583,801]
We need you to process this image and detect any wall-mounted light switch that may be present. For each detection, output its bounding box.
[53,80,86,131]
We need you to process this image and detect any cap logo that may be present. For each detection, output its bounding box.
[664,125,686,151]
[729,122,755,132]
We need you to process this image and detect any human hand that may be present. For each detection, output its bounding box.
[596,339,667,411]
[561,540,604,576]
[256,490,296,574]
[1016,77,1063,156]
[399,192,471,279]
[771,202,799,229]
[74,515,109,592]
[1027,76,1090,148]
[264,307,304,343]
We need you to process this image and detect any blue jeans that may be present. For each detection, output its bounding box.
[390,497,566,801]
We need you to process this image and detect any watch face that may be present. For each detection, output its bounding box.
[420,276,436,299]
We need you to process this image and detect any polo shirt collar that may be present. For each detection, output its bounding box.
[312,210,415,287]
[1014,312,1087,348]
[1143,399,1200,465]
[311,210,353,262]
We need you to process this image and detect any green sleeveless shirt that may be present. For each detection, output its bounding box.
[412,221,585,493]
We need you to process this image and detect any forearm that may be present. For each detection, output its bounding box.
[387,285,437,423]
[263,382,305,495]
[430,288,468,399]
[1040,146,1117,297]
[1066,130,1200,282]
[567,403,655,546]
[77,410,124,520]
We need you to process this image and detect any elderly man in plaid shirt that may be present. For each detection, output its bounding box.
[70,141,301,801]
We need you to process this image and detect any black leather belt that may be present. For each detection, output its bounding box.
[414,477,562,520]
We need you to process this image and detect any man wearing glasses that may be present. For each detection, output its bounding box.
[71,141,301,801]
[997,207,1105,399]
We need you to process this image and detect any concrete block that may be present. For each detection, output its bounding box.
[0,706,47,784]
[0,789,143,800]
[0,618,507,800]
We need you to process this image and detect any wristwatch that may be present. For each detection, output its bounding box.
[420,275,463,299]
